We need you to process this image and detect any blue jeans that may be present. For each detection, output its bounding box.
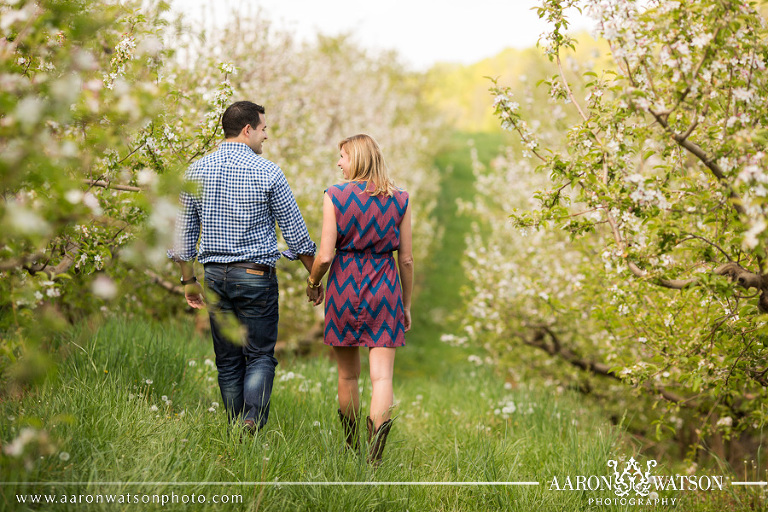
[204,264,279,429]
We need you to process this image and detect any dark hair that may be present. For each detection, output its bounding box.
[221,101,265,138]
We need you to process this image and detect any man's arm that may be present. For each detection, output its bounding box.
[297,254,315,273]
[269,171,323,303]
[168,179,205,309]
[269,172,317,262]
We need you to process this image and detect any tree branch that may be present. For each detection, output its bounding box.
[626,261,698,290]
[520,326,688,404]
[680,232,733,262]
[714,262,764,290]
[144,269,184,294]
[23,243,79,278]
[0,253,48,272]
[647,108,747,217]
[556,55,589,123]
[84,179,143,192]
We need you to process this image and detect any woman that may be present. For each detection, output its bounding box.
[306,134,413,465]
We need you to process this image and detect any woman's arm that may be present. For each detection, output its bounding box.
[397,203,414,331]
[307,192,337,305]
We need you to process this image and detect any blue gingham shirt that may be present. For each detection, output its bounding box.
[168,142,316,266]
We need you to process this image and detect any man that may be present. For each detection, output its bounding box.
[169,101,323,432]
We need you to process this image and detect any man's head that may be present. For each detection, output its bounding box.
[222,101,268,154]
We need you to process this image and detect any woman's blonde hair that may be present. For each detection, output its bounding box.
[339,134,396,196]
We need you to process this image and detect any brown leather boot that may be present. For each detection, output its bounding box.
[337,409,360,452]
[366,416,393,466]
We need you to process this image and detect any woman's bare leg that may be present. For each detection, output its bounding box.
[368,346,396,429]
[333,346,361,418]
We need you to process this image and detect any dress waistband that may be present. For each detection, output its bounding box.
[336,250,393,258]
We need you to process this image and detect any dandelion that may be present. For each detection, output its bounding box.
[188,360,197,367]
[59,452,70,462]
[211,402,219,409]
[313,421,321,427]
[149,405,158,412]
[208,407,216,413]
[145,379,153,385]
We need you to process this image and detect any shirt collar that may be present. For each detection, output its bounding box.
[219,141,255,153]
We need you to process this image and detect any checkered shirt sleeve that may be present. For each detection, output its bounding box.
[270,172,316,260]
[167,142,316,265]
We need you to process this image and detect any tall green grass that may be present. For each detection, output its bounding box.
[3,318,627,511]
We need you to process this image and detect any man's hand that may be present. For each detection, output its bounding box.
[185,283,205,309]
[306,283,324,306]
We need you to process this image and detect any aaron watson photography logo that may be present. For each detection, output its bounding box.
[548,457,725,507]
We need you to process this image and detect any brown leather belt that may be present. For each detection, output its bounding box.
[206,261,276,275]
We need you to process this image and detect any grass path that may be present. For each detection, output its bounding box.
[400,131,510,378]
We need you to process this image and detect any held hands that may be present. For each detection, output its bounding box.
[306,282,324,306]
[184,283,205,309]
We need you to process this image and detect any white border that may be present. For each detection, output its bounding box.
[2,481,539,486]
[5,480,766,486]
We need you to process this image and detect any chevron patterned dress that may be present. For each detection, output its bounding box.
[324,182,409,347]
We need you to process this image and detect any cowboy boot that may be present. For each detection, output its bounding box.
[366,416,393,466]
[338,409,360,452]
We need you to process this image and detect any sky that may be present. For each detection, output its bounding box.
[174,0,594,70]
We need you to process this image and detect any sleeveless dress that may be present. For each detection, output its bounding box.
[324,182,409,348]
